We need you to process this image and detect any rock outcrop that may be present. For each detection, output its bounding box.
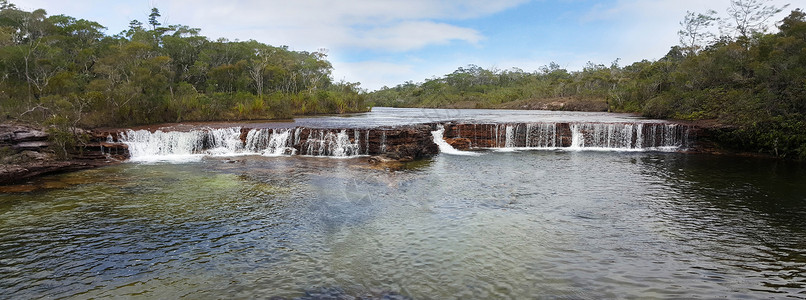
[1,123,124,185]
[363,125,439,160]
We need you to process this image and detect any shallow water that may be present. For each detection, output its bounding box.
[1,151,805,299]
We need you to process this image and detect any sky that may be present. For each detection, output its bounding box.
[19,0,798,91]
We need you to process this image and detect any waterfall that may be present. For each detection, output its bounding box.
[380,131,387,153]
[244,129,296,156]
[300,129,363,157]
[119,127,369,161]
[364,130,371,155]
[525,123,558,148]
[442,122,690,152]
[117,121,692,162]
[568,122,688,151]
[431,125,481,156]
[504,125,516,148]
[119,128,243,162]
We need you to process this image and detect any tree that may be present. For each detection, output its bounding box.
[725,0,788,41]
[148,8,161,30]
[0,0,16,10]
[128,19,142,33]
[778,8,806,39]
[678,10,718,54]
[1,2,367,128]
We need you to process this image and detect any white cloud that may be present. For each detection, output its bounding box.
[355,21,483,51]
[22,0,525,51]
[159,0,523,50]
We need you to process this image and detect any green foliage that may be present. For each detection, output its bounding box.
[715,115,806,159]
[44,114,88,159]
[367,8,806,159]
[366,61,625,110]
[0,2,367,130]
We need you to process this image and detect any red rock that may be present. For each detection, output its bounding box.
[445,138,471,150]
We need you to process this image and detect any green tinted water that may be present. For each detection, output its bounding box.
[1,152,805,299]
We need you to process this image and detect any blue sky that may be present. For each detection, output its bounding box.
[21,0,797,91]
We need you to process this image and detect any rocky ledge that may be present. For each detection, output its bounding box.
[3,119,740,185]
[0,123,125,185]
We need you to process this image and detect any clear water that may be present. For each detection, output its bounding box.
[2,151,805,299]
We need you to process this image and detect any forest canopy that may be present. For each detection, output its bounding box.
[0,1,368,129]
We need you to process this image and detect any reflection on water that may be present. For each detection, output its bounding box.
[1,152,805,299]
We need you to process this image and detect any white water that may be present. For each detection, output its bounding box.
[119,128,244,162]
[117,121,691,162]
[244,129,296,156]
[119,127,368,161]
[569,123,687,151]
[301,129,363,157]
[480,122,689,152]
[431,126,482,156]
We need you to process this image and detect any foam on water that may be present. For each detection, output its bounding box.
[431,125,483,156]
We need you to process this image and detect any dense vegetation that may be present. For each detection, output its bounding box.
[367,2,806,159]
[0,1,368,131]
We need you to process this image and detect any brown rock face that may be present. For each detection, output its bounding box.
[1,123,123,185]
[371,125,439,159]
[445,138,471,150]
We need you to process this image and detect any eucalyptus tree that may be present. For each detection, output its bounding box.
[725,0,789,41]
[678,10,719,54]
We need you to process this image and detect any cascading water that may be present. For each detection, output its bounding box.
[445,122,690,151]
[531,123,558,148]
[431,125,482,156]
[244,129,296,156]
[575,122,687,150]
[504,125,516,148]
[118,127,370,161]
[568,123,689,151]
[119,128,243,162]
[380,131,387,153]
[116,120,692,162]
[300,129,362,157]
[299,130,361,157]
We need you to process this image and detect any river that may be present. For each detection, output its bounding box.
[1,108,805,299]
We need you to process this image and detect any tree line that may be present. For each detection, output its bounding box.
[0,1,368,130]
[367,1,805,159]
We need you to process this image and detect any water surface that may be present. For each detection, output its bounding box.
[1,151,804,299]
[143,107,662,131]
